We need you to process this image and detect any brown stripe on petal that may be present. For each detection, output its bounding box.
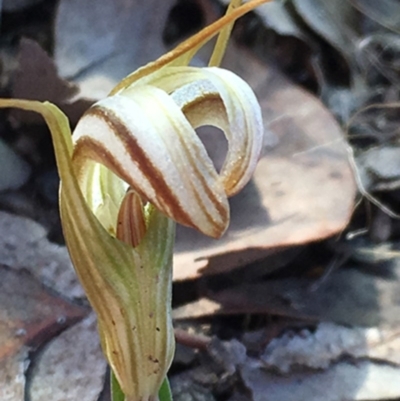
[190,184,227,237]
[72,137,148,198]
[183,94,250,197]
[178,139,229,228]
[178,94,229,221]
[222,161,247,196]
[134,85,229,228]
[154,90,230,233]
[117,189,147,247]
[77,106,197,229]
[72,136,188,228]
[181,93,226,203]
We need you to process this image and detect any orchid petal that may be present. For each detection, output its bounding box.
[185,67,263,196]
[128,66,263,195]
[72,66,262,238]
[83,162,127,235]
[72,85,230,238]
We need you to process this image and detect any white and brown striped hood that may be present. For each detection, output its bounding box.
[71,66,263,238]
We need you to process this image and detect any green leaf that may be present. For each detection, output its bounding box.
[159,377,173,401]
[111,369,125,401]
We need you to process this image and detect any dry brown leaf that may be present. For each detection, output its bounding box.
[174,263,400,326]
[54,0,176,99]
[291,0,361,67]
[10,38,92,126]
[0,265,86,360]
[173,51,356,281]
[350,0,400,33]
[174,298,222,321]
[0,265,87,400]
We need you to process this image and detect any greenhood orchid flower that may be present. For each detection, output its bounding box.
[73,66,262,238]
[0,1,271,400]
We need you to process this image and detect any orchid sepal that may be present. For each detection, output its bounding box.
[0,100,175,400]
